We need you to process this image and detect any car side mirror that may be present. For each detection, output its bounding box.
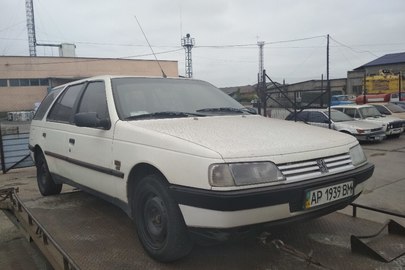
[75,112,111,130]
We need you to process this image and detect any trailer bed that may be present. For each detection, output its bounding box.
[5,189,405,270]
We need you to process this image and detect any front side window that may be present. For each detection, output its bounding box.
[359,107,382,118]
[372,105,391,115]
[329,110,353,122]
[343,108,356,118]
[47,83,84,123]
[77,81,109,120]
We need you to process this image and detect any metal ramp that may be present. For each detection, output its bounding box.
[2,188,405,270]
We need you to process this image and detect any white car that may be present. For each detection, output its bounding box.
[332,104,404,138]
[285,109,386,142]
[29,76,374,262]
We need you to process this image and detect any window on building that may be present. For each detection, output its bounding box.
[39,79,49,86]
[0,79,7,87]
[20,79,30,86]
[30,79,40,86]
[9,79,20,86]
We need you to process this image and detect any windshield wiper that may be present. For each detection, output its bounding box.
[196,107,256,114]
[125,111,205,120]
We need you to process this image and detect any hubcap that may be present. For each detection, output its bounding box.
[144,196,167,245]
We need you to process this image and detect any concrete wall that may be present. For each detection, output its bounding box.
[0,56,178,112]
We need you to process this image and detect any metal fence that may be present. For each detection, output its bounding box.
[0,126,34,173]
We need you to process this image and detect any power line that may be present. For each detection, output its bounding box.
[329,36,379,58]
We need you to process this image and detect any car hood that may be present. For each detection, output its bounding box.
[336,120,382,129]
[129,115,356,159]
[363,115,403,123]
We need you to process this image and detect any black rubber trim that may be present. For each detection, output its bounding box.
[28,144,34,152]
[169,163,374,212]
[45,151,124,179]
[51,173,130,216]
[189,193,361,240]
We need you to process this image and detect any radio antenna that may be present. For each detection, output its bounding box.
[134,15,167,78]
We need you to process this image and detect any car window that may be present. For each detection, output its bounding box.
[286,111,309,121]
[329,110,353,122]
[308,111,328,123]
[344,108,356,118]
[33,88,63,120]
[386,103,405,113]
[372,105,391,115]
[47,83,84,123]
[359,106,382,118]
[77,81,109,120]
[111,78,244,119]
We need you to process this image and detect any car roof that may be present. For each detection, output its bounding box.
[331,104,374,109]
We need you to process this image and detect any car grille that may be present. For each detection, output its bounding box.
[390,121,403,129]
[278,153,353,182]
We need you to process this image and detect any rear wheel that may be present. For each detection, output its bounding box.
[36,152,62,196]
[133,174,193,262]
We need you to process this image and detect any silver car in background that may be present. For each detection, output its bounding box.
[286,109,386,142]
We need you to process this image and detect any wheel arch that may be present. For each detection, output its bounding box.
[126,163,169,217]
[33,145,44,164]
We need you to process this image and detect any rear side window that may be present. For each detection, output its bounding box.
[33,88,63,120]
[307,112,328,123]
[286,111,309,122]
[47,83,84,123]
[77,81,109,120]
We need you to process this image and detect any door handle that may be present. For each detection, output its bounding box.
[69,138,75,145]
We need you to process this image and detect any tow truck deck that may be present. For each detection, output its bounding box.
[1,187,405,270]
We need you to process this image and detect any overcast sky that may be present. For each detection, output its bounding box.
[1,0,405,87]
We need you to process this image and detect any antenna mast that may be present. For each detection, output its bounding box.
[25,0,37,56]
[181,34,195,78]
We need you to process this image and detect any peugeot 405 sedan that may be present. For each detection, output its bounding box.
[29,76,374,262]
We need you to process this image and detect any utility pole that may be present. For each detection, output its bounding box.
[327,34,331,129]
[25,0,37,56]
[257,41,265,115]
[181,33,195,78]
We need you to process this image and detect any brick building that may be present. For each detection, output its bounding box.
[0,56,178,113]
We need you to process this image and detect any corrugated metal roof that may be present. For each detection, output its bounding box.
[355,52,405,70]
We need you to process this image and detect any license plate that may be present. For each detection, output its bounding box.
[304,181,353,209]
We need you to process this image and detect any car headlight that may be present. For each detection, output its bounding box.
[350,144,367,166]
[209,162,285,187]
[356,129,370,134]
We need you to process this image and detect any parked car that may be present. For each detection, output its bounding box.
[368,102,405,120]
[285,109,385,142]
[331,104,405,138]
[391,101,405,110]
[331,95,355,106]
[29,76,374,262]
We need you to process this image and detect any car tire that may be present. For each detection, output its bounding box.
[36,152,62,196]
[133,174,193,262]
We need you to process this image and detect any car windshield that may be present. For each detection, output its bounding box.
[111,77,245,120]
[328,110,354,122]
[336,96,349,101]
[359,107,383,118]
[386,103,405,113]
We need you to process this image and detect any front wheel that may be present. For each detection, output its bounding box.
[36,152,62,196]
[133,174,193,262]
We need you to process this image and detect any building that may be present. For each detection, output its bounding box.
[347,52,405,95]
[0,56,178,113]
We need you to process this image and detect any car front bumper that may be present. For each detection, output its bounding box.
[170,163,374,229]
[355,131,386,142]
